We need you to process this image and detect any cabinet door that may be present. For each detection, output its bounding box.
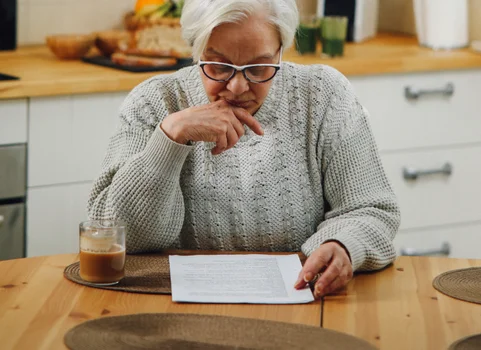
[394,223,481,259]
[27,182,92,257]
[28,92,128,187]
[349,70,481,151]
[0,98,27,145]
[381,145,481,230]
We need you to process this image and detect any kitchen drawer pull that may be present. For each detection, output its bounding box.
[403,162,452,180]
[400,242,451,257]
[0,215,3,227]
[404,82,454,100]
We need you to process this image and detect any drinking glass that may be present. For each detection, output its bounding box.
[295,15,322,55]
[321,16,348,57]
[79,220,126,285]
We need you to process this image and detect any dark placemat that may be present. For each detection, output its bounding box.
[64,254,171,294]
[449,334,481,350]
[64,313,377,350]
[82,56,194,73]
[432,267,481,304]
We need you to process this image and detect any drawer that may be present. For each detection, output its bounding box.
[349,70,481,151]
[394,223,481,259]
[28,92,126,187]
[381,145,481,230]
[0,99,27,145]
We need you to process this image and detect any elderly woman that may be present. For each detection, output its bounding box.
[88,0,400,299]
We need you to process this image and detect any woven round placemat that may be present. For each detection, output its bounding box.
[64,254,171,294]
[449,334,481,350]
[64,313,376,350]
[432,267,481,304]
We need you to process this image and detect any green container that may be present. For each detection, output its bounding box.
[321,16,348,57]
[295,16,321,55]
[295,23,319,54]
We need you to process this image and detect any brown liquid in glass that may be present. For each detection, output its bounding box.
[79,244,125,283]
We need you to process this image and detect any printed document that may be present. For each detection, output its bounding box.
[169,254,314,304]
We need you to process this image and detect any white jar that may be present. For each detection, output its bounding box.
[414,0,469,49]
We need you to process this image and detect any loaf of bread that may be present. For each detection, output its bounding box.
[111,52,177,67]
[128,25,192,58]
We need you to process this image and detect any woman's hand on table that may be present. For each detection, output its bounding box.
[161,100,264,155]
[295,242,353,299]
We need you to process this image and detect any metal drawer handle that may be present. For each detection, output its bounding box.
[400,242,451,257]
[403,162,452,180]
[0,215,3,227]
[405,82,454,100]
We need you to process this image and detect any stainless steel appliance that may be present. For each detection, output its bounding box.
[0,0,17,51]
[0,144,26,260]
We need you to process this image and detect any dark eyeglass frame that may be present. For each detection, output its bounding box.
[198,46,283,84]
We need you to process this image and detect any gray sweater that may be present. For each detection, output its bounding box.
[88,62,401,271]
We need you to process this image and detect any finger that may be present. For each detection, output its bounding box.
[315,257,343,293]
[232,108,264,136]
[294,249,333,289]
[229,115,246,139]
[314,275,344,298]
[225,125,240,150]
[211,133,228,155]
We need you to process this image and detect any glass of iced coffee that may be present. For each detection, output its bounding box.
[79,220,126,285]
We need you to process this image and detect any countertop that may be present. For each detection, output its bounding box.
[1,33,481,100]
[1,252,480,349]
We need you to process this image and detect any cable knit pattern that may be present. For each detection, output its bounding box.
[87,62,401,272]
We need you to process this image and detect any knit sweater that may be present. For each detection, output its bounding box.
[87,62,401,272]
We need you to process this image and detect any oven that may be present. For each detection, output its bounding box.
[0,144,26,260]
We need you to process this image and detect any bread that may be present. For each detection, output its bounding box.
[119,24,192,59]
[111,52,177,67]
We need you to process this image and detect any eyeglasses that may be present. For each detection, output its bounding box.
[198,47,283,84]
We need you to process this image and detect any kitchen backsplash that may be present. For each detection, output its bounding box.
[17,0,135,45]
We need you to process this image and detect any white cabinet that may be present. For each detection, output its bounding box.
[380,145,481,230]
[350,70,481,151]
[349,70,481,259]
[0,98,28,145]
[393,223,481,259]
[26,91,128,257]
[27,182,92,257]
[28,92,127,187]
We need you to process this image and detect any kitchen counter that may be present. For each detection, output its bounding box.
[1,33,481,100]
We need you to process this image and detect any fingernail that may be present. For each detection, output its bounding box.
[304,272,314,282]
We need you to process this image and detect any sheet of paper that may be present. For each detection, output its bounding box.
[169,254,314,304]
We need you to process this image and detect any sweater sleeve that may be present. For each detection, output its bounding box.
[87,79,193,253]
[301,66,401,271]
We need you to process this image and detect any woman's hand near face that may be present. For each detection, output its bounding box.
[161,100,264,155]
[295,242,353,299]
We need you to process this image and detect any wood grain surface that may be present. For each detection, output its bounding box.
[2,33,481,99]
[0,252,319,350]
[323,256,481,350]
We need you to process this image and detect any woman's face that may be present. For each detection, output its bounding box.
[200,15,281,115]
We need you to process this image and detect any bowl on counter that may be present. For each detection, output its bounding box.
[46,34,95,60]
[94,30,131,57]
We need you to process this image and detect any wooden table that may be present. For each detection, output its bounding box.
[1,254,480,349]
[0,253,320,350]
[323,256,481,350]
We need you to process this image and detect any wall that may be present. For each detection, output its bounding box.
[17,0,136,46]
[378,0,481,40]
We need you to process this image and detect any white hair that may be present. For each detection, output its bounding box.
[180,0,299,62]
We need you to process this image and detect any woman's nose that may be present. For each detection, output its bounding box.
[226,71,249,95]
